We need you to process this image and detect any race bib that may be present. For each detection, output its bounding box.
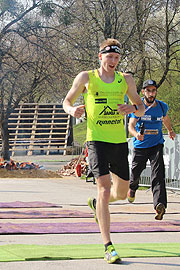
[144,129,158,135]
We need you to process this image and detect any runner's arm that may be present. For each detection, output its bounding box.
[162,114,176,140]
[117,73,145,117]
[128,117,144,141]
[63,71,89,118]
[125,74,145,117]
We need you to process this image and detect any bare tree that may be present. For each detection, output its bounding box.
[123,0,180,92]
[1,0,180,159]
[0,0,67,159]
[60,0,180,91]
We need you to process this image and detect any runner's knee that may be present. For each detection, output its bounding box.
[112,189,127,200]
[98,187,111,203]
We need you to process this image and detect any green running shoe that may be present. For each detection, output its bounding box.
[87,198,98,224]
[104,245,121,264]
[127,189,136,203]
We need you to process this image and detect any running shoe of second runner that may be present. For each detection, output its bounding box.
[155,203,165,220]
[104,245,121,264]
[87,197,98,224]
[127,189,136,203]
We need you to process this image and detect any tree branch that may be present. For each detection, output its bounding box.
[0,1,40,41]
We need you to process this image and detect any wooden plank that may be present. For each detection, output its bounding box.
[8,127,69,130]
[13,107,64,111]
[9,142,65,146]
[11,104,23,157]
[5,147,68,151]
[9,122,67,129]
[47,105,55,155]
[8,132,67,135]
[1,103,71,156]
[9,118,35,121]
[10,112,68,116]
[2,138,66,141]
[64,114,71,155]
[27,104,38,156]
[18,103,63,106]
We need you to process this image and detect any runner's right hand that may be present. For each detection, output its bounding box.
[70,105,85,118]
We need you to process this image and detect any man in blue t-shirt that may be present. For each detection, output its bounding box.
[128,79,176,220]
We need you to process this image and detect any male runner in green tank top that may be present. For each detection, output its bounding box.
[63,38,145,264]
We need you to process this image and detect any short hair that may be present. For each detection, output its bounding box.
[100,38,120,51]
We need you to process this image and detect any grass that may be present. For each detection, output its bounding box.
[73,121,87,146]
[139,186,150,190]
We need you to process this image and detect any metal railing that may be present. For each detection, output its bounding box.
[75,134,180,191]
[128,134,180,191]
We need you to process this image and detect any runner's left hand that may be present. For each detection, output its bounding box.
[117,104,136,115]
[168,130,176,140]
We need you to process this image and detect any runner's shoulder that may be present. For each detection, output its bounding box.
[76,71,89,85]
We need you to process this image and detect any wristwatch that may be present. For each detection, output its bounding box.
[133,104,138,113]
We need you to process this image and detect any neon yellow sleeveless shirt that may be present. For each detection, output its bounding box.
[83,69,128,143]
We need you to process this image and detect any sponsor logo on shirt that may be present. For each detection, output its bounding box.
[95,98,107,104]
[96,119,122,126]
[99,106,119,116]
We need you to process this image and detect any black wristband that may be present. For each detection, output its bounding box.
[133,104,138,112]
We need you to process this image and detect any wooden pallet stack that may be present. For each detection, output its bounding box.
[0,103,71,156]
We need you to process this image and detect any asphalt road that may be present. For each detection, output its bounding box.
[0,155,180,270]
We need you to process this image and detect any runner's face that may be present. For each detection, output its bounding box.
[143,86,157,104]
[99,52,120,72]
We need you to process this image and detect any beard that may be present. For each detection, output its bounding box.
[144,96,156,104]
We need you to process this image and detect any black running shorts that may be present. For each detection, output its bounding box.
[87,141,129,180]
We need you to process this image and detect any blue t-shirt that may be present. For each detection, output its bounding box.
[128,99,168,148]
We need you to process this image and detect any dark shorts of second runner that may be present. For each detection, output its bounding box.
[87,141,129,180]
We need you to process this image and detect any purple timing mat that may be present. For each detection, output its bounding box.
[0,201,61,208]
[0,210,92,219]
[0,221,179,234]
